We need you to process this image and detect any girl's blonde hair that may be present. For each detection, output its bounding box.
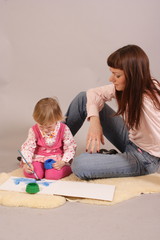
[33,97,64,125]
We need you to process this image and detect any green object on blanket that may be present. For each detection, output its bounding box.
[26,183,40,194]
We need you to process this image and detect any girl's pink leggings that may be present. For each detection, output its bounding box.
[23,161,72,180]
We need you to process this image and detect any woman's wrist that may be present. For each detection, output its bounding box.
[90,116,100,123]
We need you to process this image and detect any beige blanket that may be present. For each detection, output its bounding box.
[0,168,160,208]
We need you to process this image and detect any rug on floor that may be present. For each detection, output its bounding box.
[0,168,160,208]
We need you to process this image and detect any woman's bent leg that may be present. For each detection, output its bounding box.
[72,153,140,180]
[65,91,128,152]
[65,92,87,136]
[72,142,160,180]
[99,104,128,152]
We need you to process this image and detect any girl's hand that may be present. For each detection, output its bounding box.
[23,163,34,174]
[53,160,66,170]
[86,116,104,153]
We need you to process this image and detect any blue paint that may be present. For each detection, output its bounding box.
[12,178,53,187]
[41,182,50,186]
[13,178,36,185]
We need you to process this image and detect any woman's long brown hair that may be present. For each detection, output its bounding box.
[107,45,160,129]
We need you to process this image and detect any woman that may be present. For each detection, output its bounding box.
[65,45,160,180]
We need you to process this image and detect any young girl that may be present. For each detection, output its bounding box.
[20,97,76,180]
[65,44,160,180]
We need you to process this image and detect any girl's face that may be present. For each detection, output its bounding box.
[109,67,126,91]
[38,122,56,133]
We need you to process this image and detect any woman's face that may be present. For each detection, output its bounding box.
[109,67,126,91]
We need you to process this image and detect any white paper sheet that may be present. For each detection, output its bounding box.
[0,177,115,201]
[52,180,115,201]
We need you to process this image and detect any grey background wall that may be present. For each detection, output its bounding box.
[0,0,160,171]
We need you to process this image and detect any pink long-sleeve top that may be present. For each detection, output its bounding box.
[21,122,77,163]
[87,83,160,158]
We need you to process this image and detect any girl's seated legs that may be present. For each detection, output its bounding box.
[23,161,45,179]
[23,161,72,180]
[45,165,72,180]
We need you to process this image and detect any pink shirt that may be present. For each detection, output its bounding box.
[32,123,66,156]
[21,122,77,163]
[87,84,160,158]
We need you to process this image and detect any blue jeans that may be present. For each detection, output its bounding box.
[65,92,160,180]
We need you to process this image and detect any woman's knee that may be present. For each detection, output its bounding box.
[71,153,91,179]
[74,91,87,109]
[76,91,86,100]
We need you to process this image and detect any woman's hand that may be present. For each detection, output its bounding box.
[53,160,66,170]
[86,116,104,153]
[23,163,34,174]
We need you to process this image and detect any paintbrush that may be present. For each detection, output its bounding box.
[18,150,40,180]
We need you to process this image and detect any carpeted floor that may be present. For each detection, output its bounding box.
[0,168,160,208]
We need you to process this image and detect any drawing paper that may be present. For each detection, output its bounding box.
[0,177,115,201]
